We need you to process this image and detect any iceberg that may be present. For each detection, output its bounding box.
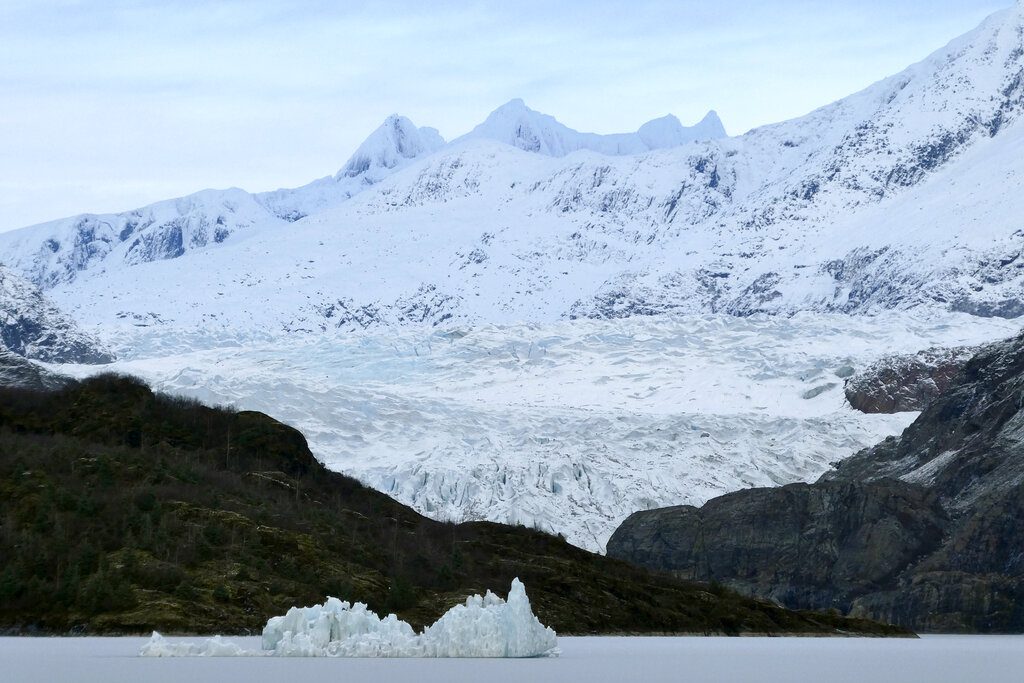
[140,578,558,658]
[139,633,250,657]
[419,580,556,658]
[262,598,422,657]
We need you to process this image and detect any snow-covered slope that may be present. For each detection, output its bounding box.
[0,264,111,363]
[2,5,1020,334]
[455,98,726,156]
[0,115,445,287]
[0,188,283,289]
[256,115,445,221]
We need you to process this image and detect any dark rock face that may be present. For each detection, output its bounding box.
[844,346,976,413]
[0,349,69,390]
[609,332,1024,632]
[608,481,947,613]
[0,265,113,364]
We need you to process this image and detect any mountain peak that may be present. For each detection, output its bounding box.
[636,109,727,149]
[497,97,530,111]
[700,110,723,126]
[338,115,445,180]
[697,110,727,136]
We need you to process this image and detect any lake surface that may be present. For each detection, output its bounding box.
[2,635,1022,682]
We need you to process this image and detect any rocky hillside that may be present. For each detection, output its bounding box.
[608,332,1024,633]
[0,264,111,364]
[0,374,905,636]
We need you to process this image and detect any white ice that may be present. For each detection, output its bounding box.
[55,312,1024,552]
[140,578,558,659]
[139,634,249,658]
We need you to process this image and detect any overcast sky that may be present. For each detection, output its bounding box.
[0,0,1012,233]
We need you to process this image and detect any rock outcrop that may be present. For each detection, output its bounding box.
[0,349,68,390]
[608,332,1024,632]
[0,264,112,364]
[844,346,975,413]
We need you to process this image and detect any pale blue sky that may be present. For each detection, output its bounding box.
[0,0,1013,232]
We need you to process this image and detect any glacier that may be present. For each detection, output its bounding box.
[139,578,558,658]
[55,311,1024,552]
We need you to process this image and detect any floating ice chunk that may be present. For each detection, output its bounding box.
[264,597,423,657]
[139,632,252,657]
[420,580,558,657]
[140,578,558,658]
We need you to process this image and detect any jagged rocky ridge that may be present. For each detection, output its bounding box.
[0,264,111,365]
[0,116,448,289]
[607,331,1024,633]
[1,7,1023,333]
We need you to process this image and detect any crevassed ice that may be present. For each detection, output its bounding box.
[95,313,1024,553]
[139,578,558,658]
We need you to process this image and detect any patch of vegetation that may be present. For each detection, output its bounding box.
[0,374,910,636]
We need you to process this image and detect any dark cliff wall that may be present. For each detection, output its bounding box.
[609,332,1024,632]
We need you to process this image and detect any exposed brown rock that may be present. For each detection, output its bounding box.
[844,346,975,413]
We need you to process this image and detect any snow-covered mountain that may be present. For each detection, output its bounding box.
[1,5,1021,333]
[0,115,446,288]
[338,115,445,178]
[1,6,1023,551]
[0,264,111,364]
[0,189,286,289]
[256,115,446,222]
[455,98,726,156]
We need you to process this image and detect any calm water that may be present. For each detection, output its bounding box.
[2,635,1022,682]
